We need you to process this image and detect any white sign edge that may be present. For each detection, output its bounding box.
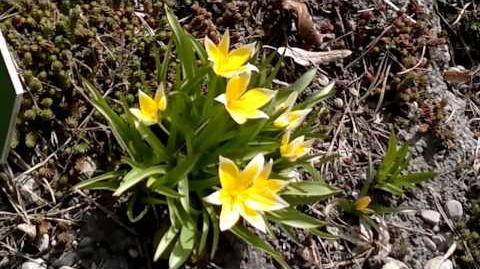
[0,29,24,164]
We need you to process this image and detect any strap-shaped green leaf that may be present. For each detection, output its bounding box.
[231,224,290,269]
[268,208,325,229]
[282,181,339,205]
[73,171,123,190]
[153,226,179,262]
[127,193,149,223]
[289,68,316,94]
[114,165,166,196]
[169,226,196,269]
[197,211,210,257]
[205,206,219,260]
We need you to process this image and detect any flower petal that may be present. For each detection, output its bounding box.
[226,72,250,101]
[225,43,255,71]
[238,202,266,233]
[219,29,230,56]
[237,88,275,110]
[219,156,241,190]
[240,153,264,185]
[129,108,156,125]
[219,197,240,231]
[139,90,158,119]
[255,179,288,193]
[204,190,223,205]
[204,36,222,63]
[273,112,290,128]
[154,84,167,111]
[226,105,269,124]
[355,196,372,212]
[244,189,288,212]
[214,94,227,105]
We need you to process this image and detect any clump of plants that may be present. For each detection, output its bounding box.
[0,0,174,180]
[76,10,338,268]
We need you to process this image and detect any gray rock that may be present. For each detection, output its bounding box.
[382,257,410,269]
[421,210,441,225]
[17,223,36,239]
[425,257,453,269]
[445,199,463,219]
[21,259,47,269]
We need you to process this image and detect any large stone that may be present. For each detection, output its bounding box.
[445,199,463,219]
[21,259,46,269]
[421,210,441,225]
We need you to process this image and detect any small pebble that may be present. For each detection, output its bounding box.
[425,257,453,269]
[333,97,344,109]
[21,259,46,269]
[421,210,441,226]
[17,223,37,239]
[445,199,463,219]
[382,257,409,269]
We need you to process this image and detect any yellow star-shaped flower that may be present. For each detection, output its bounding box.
[204,29,257,78]
[204,154,288,232]
[274,108,312,131]
[215,72,275,124]
[129,85,167,125]
[280,132,313,162]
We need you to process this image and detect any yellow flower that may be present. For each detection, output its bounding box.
[280,132,313,162]
[129,85,167,125]
[204,29,257,78]
[204,154,288,232]
[215,72,275,124]
[354,196,373,214]
[274,108,312,131]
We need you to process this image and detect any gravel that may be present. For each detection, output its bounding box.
[420,210,441,226]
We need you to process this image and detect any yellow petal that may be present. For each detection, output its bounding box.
[273,112,290,128]
[257,159,273,182]
[225,105,268,125]
[219,29,230,56]
[204,36,223,63]
[129,108,157,125]
[238,88,275,109]
[219,197,240,231]
[240,153,264,186]
[154,84,167,111]
[218,156,241,190]
[237,201,266,233]
[355,196,372,212]
[139,90,158,120]
[225,43,255,71]
[226,72,250,101]
[204,190,224,205]
[276,91,298,111]
[255,179,288,193]
[244,189,288,212]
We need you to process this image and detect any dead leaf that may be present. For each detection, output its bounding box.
[276,46,352,66]
[282,0,323,46]
[443,66,471,83]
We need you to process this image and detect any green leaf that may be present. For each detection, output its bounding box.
[309,228,338,240]
[166,8,196,82]
[127,193,149,223]
[169,226,195,269]
[282,181,339,205]
[154,226,179,261]
[198,211,210,257]
[151,181,184,198]
[231,224,290,269]
[289,68,316,93]
[297,81,335,109]
[205,206,219,259]
[393,172,435,187]
[268,208,325,229]
[114,165,166,196]
[73,171,123,190]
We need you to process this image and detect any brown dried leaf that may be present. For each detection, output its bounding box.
[282,0,323,46]
[443,66,471,83]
